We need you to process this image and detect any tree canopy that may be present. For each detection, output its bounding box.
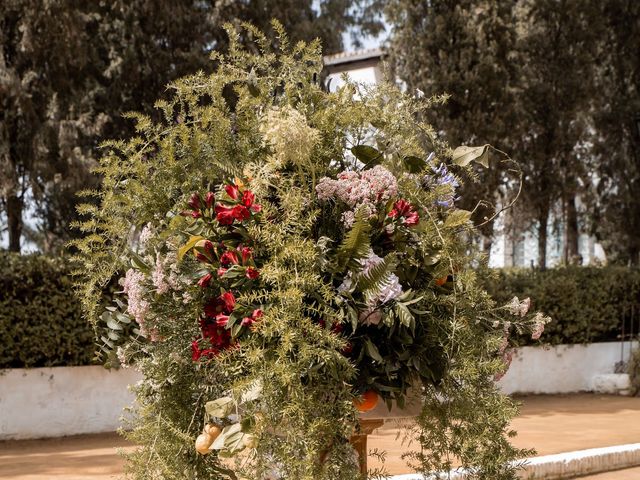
[0,0,382,252]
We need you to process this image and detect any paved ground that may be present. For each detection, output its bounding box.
[577,467,640,479]
[1,394,639,479]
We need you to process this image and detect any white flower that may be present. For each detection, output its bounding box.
[507,296,530,317]
[122,268,149,327]
[139,223,154,250]
[152,253,170,294]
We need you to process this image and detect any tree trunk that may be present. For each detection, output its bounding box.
[6,193,23,252]
[483,235,493,255]
[537,208,549,269]
[564,195,580,264]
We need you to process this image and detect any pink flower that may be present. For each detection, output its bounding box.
[217,267,228,277]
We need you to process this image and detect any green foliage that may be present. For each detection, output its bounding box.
[384,0,640,267]
[0,0,384,253]
[482,266,640,345]
[74,24,535,479]
[0,252,96,368]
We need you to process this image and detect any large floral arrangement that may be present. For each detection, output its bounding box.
[74,24,548,480]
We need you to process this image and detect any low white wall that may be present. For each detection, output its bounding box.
[1,341,636,439]
[498,341,637,395]
[0,365,142,440]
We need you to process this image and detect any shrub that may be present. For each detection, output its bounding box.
[482,266,640,345]
[0,252,96,368]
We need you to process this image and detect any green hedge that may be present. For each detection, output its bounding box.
[0,252,97,368]
[2,254,639,368]
[482,266,640,345]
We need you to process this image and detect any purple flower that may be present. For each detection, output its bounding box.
[423,163,460,208]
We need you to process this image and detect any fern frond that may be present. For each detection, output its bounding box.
[335,210,370,271]
[357,253,397,292]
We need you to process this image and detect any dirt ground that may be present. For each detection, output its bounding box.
[1,394,640,479]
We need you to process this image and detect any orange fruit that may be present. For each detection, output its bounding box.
[435,276,448,286]
[354,390,379,412]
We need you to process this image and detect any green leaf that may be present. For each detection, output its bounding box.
[403,155,426,173]
[177,235,205,261]
[351,145,382,166]
[395,302,414,328]
[365,339,384,363]
[452,145,490,168]
[444,209,472,228]
[130,250,150,272]
[205,396,235,418]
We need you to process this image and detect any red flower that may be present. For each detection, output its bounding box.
[188,193,202,211]
[220,291,236,312]
[215,314,230,327]
[204,291,236,317]
[191,211,202,219]
[242,190,255,207]
[242,190,262,212]
[246,267,259,279]
[232,204,250,222]
[404,210,419,226]
[225,184,239,200]
[241,309,263,327]
[220,250,239,266]
[191,340,203,361]
[197,273,213,288]
[217,267,228,277]
[388,199,419,226]
[215,204,235,225]
[205,191,215,208]
[341,342,353,356]
[240,246,252,264]
[195,252,210,263]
